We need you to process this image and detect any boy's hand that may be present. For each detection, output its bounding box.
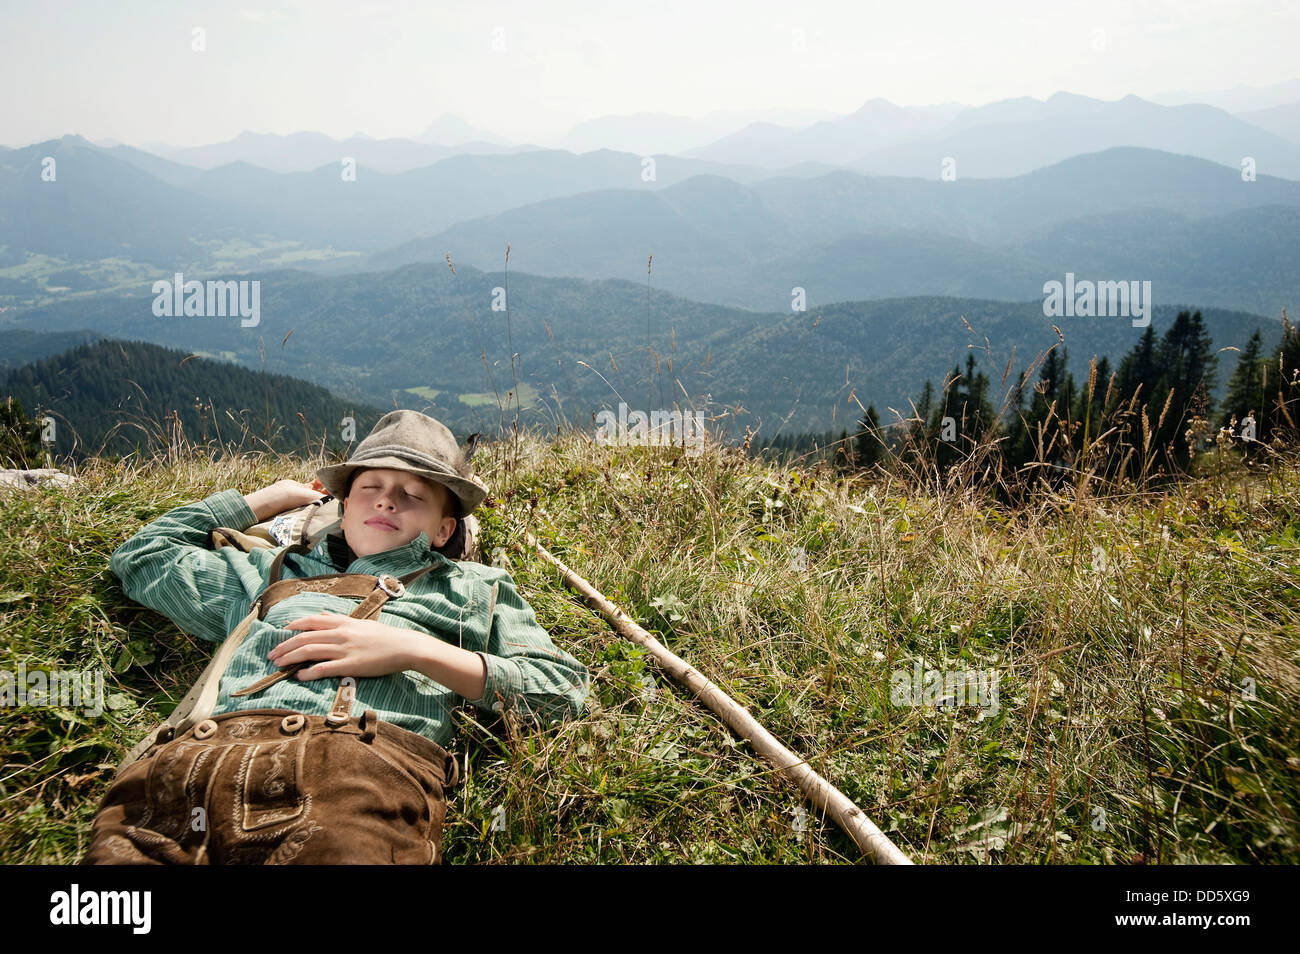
[243,479,328,522]
[271,612,489,700]
[271,614,422,679]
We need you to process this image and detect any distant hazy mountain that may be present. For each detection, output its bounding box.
[678,92,1300,179]
[1151,78,1300,113]
[101,144,207,188]
[143,130,525,174]
[684,99,965,167]
[4,137,819,271]
[413,114,511,146]
[1237,103,1300,147]
[938,95,1058,133]
[1003,204,1300,318]
[558,106,841,156]
[368,172,792,286]
[9,134,1299,322]
[850,93,1300,179]
[726,229,1048,310]
[0,136,230,266]
[181,148,812,252]
[382,203,1297,317]
[367,148,1300,314]
[775,202,1300,316]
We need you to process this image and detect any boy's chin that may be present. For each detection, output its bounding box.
[346,526,420,556]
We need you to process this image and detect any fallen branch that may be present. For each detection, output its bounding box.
[522,531,914,865]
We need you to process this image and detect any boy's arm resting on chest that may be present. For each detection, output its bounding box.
[109,488,267,644]
[463,572,590,724]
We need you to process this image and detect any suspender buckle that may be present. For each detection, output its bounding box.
[377,574,406,598]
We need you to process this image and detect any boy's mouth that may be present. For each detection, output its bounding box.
[365,516,398,531]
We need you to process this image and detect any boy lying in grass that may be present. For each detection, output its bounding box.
[82,410,589,864]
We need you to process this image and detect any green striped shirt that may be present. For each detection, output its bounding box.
[109,489,590,747]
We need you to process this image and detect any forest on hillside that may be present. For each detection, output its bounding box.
[0,338,386,464]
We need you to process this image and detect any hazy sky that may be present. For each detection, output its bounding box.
[3,0,1298,148]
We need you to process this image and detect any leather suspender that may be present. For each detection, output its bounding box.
[230,540,448,721]
[113,541,447,778]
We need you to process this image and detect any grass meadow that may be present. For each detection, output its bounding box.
[1,407,1297,865]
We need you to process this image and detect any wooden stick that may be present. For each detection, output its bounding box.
[523,531,914,866]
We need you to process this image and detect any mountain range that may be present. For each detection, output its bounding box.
[55,84,1300,175]
[5,133,1297,317]
[366,149,1300,316]
[4,84,1296,444]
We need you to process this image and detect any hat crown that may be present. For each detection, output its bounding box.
[351,410,462,474]
[316,410,488,523]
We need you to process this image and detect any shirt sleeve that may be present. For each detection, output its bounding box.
[466,572,590,725]
[109,489,265,645]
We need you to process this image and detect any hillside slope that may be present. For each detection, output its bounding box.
[2,274,1283,437]
[1,337,387,460]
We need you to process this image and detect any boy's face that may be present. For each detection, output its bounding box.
[340,467,456,558]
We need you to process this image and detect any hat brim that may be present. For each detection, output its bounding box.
[317,457,488,515]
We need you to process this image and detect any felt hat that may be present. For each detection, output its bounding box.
[316,410,488,516]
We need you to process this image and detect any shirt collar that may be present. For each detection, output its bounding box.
[316,529,455,574]
[321,531,355,569]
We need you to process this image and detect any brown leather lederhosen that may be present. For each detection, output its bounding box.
[86,540,465,864]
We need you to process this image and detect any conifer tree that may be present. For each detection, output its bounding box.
[855,404,886,469]
[0,396,43,468]
[1221,329,1267,439]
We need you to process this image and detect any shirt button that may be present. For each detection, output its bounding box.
[492,702,503,712]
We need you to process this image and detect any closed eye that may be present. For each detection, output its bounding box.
[361,483,421,500]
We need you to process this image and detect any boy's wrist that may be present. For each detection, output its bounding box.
[410,637,488,701]
[242,488,289,522]
[242,481,326,522]
[242,490,273,522]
